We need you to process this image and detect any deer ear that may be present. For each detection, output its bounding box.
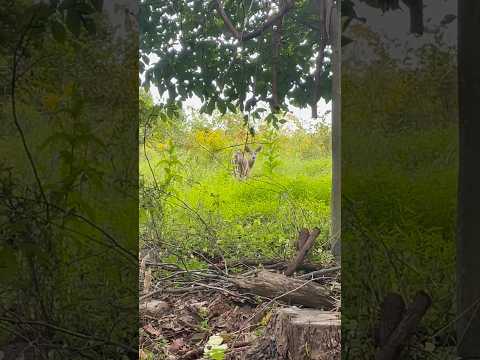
[256,145,263,152]
[245,145,252,153]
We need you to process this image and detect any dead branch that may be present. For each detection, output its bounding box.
[375,291,431,360]
[297,265,341,280]
[285,228,321,276]
[376,292,405,348]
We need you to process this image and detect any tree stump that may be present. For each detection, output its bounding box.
[243,308,340,360]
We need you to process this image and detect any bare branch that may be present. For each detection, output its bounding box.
[213,0,295,41]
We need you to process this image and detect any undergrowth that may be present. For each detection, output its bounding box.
[139,99,333,267]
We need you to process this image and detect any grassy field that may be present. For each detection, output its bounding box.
[139,111,333,267]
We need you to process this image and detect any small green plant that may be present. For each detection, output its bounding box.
[158,139,183,192]
[198,306,211,331]
[262,129,282,175]
[203,335,228,360]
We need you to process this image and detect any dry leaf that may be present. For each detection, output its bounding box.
[143,323,162,337]
[168,338,185,353]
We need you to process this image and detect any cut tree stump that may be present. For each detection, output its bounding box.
[231,270,335,309]
[243,308,341,360]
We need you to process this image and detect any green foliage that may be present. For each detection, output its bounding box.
[158,139,183,191]
[204,335,228,360]
[140,100,333,265]
[261,129,282,175]
[342,25,457,358]
[0,1,137,357]
[139,0,332,114]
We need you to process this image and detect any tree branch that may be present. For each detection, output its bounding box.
[311,42,327,118]
[285,228,321,276]
[270,0,284,112]
[11,15,50,220]
[401,0,423,35]
[311,0,333,118]
[213,0,295,41]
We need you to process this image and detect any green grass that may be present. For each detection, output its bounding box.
[342,126,457,358]
[139,135,333,264]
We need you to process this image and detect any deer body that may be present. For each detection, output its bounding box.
[232,145,262,179]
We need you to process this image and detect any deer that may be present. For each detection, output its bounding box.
[232,145,263,180]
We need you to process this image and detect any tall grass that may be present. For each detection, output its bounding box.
[139,113,333,266]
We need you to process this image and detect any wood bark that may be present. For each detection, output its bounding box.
[243,308,340,359]
[457,1,480,358]
[295,228,310,250]
[376,292,405,349]
[232,270,335,309]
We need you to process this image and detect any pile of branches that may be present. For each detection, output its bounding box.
[139,228,341,359]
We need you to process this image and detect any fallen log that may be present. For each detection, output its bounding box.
[231,270,335,309]
[243,308,341,360]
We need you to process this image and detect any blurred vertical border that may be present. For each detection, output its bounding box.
[0,1,138,359]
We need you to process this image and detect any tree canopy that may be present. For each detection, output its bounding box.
[139,0,335,125]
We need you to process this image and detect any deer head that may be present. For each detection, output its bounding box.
[232,145,263,180]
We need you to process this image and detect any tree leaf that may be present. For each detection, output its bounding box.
[226,102,236,113]
[205,100,215,115]
[217,99,226,114]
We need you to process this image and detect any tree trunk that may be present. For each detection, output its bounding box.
[401,0,423,35]
[457,1,480,358]
[243,308,340,360]
[331,0,341,263]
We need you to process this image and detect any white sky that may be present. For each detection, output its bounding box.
[347,0,456,63]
